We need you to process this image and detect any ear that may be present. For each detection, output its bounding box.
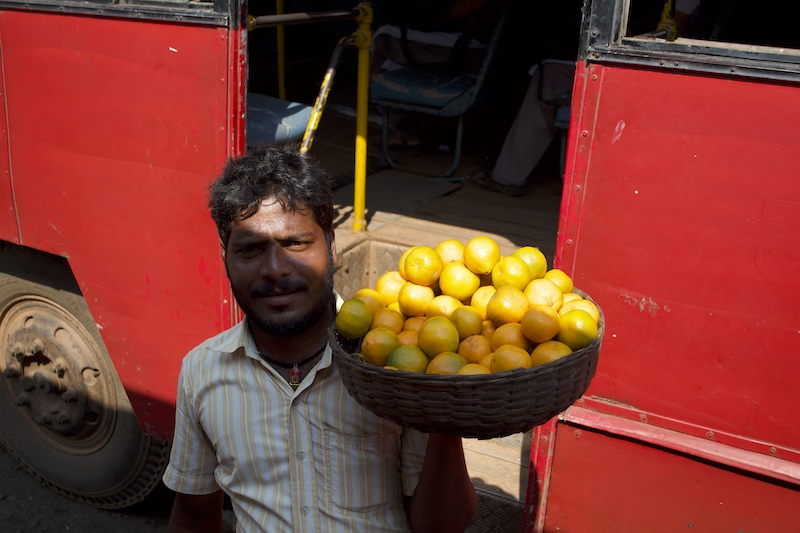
[220,240,227,260]
[328,230,338,266]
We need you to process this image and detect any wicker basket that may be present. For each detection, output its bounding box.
[330,289,603,439]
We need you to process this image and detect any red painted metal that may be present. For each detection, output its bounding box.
[0,11,239,438]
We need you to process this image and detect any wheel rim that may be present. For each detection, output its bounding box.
[1,295,117,455]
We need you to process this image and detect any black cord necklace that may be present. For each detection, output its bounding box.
[258,344,327,388]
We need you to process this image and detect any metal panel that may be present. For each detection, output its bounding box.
[1,11,236,437]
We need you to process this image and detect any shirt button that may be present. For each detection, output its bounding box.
[301,506,309,515]
[296,451,305,460]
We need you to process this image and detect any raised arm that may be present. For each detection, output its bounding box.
[168,490,225,533]
[408,434,477,532]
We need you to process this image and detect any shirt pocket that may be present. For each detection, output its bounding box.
[322,429,402,516]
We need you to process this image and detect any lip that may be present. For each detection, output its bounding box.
[257,290,300,307]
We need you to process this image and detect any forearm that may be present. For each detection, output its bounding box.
[409,434,477,533]
[168,490,225,533]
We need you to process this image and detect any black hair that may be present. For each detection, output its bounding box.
[208,144,334,245]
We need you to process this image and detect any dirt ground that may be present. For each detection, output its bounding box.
[0,444,174,533]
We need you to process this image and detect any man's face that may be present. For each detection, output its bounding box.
[224,196,335,337]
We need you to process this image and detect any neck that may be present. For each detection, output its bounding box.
[250,311,333,365]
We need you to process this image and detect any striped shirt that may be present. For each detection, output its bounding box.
[162,318,428,533]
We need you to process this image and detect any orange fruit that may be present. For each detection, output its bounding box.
[524,278,564,311]
[370,307,405,334]
[562,292,583,305]
[479,352,494,369]
[397,246,418,280]
[486,286,529,325]
[512,246,548,280]
[426,352,468,375]
[544,268,573,294]
[383,366,399,371]
[335,298,373,339]
[490,344,532,373]
[491,255,532,291]
[435,239,465,264]
[402,246,443,286]
[360,327,400,367]
[480,319,496,340]
[417,316,460,358]
[559,298,601,323]
[397,329,418,346]
[387,301,405,317]
[438,261,481,301]
[490,322,531,352]
[520,305,561,344]
[353,287,387,314]
[426,294,463,318]
[376,270,406,305]
[386,344,430,373]
[556,309,598,350]
[531,340,573,366]
[397,281,435,317]
[449,305,484,340]
[457,363,491,375]
[470,285,496,319]
[457,334,493,364]
[403,315,427,332]
[463,236,501,275]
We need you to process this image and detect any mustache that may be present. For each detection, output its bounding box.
[250,278,308,297]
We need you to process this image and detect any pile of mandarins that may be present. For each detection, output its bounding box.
[335,236,600,375]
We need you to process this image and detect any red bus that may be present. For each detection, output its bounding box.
[525,0,800,530]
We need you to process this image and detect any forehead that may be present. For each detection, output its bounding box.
[231,198,321,239]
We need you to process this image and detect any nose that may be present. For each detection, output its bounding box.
[259,245,293,280]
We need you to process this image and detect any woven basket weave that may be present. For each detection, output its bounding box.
[330,289,603,439]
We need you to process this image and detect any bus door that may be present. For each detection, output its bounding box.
[525,0,800,530]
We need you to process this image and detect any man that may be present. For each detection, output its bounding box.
[162,144,477,532]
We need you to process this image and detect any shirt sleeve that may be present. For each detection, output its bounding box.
[399,427,429,496]
[161,354,221,495]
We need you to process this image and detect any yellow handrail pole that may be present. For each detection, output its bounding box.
[276,0,286,99]
[351,1,372,232]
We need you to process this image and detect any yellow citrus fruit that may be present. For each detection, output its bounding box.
[397,281,435,317]
[524,278,564,311]
[403,315,427,332]
[463,236,501,275]
[386,344,430,373]
[562,292,583,305]
[470,285,496,319]
[353,287,387,314]
[457,363,491,375]
[387,301,405,317]
[490,344,532,373]
[402,246,443,286]
[376,270,406,305]
[479,352,494,369]
[397,246,418,280]
[531,340,573,366]
[559,298,601,323]
[490,322,531,352]
[457,334,493,364]
[520,304,561,344]
[449,305,484,340]
[426,294,463,318]
[426,352,468,375]
[512,246,548,280]
[397,329,418,346]
[544,268,574,294]
[417,316,460,358]
[556,309,598,350]
[435,239,465,264]
[384,366,399,371]
[486,286,529,325]
[491,255,532,291]
[438,261,481,301]
[370,307,405,334]
[480,319,496,340]
[360,327,401,367]
[335,298,373,339]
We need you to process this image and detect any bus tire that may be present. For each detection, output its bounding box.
[0,243,169,509]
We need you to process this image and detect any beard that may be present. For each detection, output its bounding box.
[229,253,336,338]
